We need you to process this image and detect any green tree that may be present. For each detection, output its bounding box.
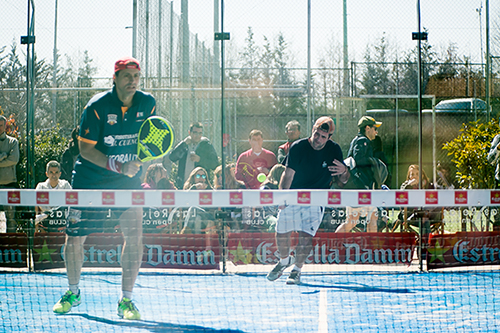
[443,119,500,189]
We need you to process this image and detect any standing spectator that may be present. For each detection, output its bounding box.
[277,120,301,164]
[337,116,384,233]
[235,129,278,189]
[60,126,80,182]
[169,122,219,190]
[0,115,20,233]
[266,117,349,285]
[52,57,155,320]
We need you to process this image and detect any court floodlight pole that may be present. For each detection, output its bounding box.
[215,0,230,273]
[413,0,427,272]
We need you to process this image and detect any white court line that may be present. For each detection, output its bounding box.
[318,289,328,333]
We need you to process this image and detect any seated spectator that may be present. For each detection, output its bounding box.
[142,163,176,189]
[398,164,441,246]
[214,163,245,190]
[180,167,214,234]
[35,161,72,213]
[260,164,285,190]
[35,161,72,232]
[183,167,213,190]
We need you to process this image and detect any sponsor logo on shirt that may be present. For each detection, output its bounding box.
[104,135,116,146]
[107,114,118,125]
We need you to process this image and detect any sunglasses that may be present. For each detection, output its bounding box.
[196,174,207,179]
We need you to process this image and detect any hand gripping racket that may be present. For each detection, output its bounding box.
[137,116,175,162]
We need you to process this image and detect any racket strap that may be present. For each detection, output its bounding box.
[106,158,123,174]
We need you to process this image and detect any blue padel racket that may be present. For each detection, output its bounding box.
[137,116,175,162]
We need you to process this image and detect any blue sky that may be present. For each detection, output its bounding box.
[0,0,497,77]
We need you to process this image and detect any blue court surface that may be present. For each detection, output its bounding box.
[1,270,499,332]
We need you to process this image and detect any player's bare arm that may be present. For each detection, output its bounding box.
[279,167,295,190]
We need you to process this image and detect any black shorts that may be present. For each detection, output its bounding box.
[65,207,129,237]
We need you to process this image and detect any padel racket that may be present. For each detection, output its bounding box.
[137,116,175,162]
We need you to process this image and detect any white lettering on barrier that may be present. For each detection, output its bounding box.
[145,245,215,266]
[257,242,411,265]
[453,240,500,263]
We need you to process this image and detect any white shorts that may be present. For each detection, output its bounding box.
[276,205,324,236]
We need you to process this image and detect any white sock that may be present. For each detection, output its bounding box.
[292,265,301,272]
[279,256,290,265]
[121,290,133,300]
[69,284,79,295]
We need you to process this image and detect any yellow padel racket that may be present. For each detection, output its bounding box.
[137,116,175,162]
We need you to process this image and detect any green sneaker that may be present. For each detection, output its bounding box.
[117,298,141,320]
[53,290,81,314]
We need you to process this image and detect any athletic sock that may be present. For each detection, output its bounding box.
[121,290,133,301]
[292,265,301,272]
[279,256,290,266]
[69,284,79,295]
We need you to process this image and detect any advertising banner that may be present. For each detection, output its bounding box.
[31,233,220,271]
[427,232,500,270]
[227,232,417,265]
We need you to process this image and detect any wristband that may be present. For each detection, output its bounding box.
[106,158,123,174]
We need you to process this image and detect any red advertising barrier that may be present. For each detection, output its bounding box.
[227,232,417,266]
[427,232,500,270]
[31,233,220,271]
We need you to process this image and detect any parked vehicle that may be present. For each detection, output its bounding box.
[423,98,488,114]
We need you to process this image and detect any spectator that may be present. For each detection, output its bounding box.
[60,126,80,182]
[488,131,500,189]
[141,163,174,189]
[399,164,440,247]
[435,161,455,189]
[277,120,301,164]
[0,115,20,233]
[235,129,278,189]
[266,116,349,285]
[260,164,286,190]
[214,163,245,190]
[183,167,213,190]
[35,161,72,213]
[337,116,385,233]
[181,167,214,234]
[169,122,218,189]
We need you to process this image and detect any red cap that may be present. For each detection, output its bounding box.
[313,116,335,135]
[114,56,141,73]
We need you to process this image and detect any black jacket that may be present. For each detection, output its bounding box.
[169,137,219,189]
[347,133,376,189]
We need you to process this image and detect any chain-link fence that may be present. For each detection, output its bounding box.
[1,0,500,188]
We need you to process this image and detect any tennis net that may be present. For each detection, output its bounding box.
[0,188,499,332]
